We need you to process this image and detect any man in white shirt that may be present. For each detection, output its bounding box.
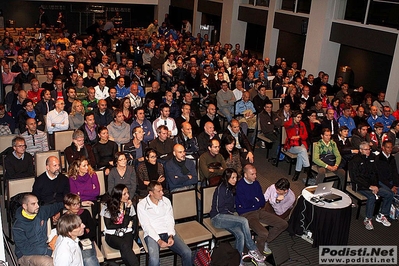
[127,83,142,109]
[46,99,69,134]
[137,181,192,266]
[162,53,176,88]
[94,77,109,100]
[152,103,178,138]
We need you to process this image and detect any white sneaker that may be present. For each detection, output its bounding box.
[364,218,374,230]
[376,214,391,227]
[248,249,266,262]
[261,141,266,148]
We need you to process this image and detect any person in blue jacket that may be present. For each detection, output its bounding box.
[13,193,64,266]
[210,168,265,265]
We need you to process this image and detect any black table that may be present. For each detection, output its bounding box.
[287,188,352,247]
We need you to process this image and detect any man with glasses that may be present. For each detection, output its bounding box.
[349,141,393,230]
[4,136,34,180]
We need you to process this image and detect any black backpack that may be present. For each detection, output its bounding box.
[9,193,27,224]
[211,242,241,266]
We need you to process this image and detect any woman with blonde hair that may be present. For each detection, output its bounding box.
[69,100,85,129]
[284,84,300,110]
[108,62,120,80]
[68,156,100,203]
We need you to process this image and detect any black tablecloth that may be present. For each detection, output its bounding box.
[287,196,351,247]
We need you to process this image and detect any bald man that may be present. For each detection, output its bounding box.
[236,164,288,254]
[174,122,199,159]
[165,144,198,192]
[197,121,221,155]
[32,156,70,205]
[46,99,69,133]
[94,99,113,126]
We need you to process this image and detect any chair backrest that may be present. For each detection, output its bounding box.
[5,85,13,97]
[0,134,17,153]
[96,170,106,196]
[266,89,273,99]
[172,189,197,220]
[36,74,47,84]
[54,130,74,152]
[281,126,287,145]
[8,176,35,199]
[271,98,280,112]
[35,150,61,177]
[202,186,217,215]
[23,83,30,92]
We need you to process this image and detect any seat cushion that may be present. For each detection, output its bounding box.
[203,218,231,238]
[101,235,141,259]
[311,165,338,177]
[346,186,367,201]
[175,221,212,245]
[256,134,273,143]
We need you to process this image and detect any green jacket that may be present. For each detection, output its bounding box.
[312,139,341,168]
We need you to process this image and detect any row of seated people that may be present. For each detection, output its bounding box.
[260,106,397,231]
[3,112,254,193]
[12,164,294,266]
[9,107,396,266]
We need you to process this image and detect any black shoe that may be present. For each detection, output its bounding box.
[268,158,277,166]
[292,171,300,181]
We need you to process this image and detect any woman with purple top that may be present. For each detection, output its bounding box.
[68,157,100,215]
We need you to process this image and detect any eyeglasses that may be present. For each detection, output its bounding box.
[15,145,27,148]
[71,202,80,207]
[148,156,157,159]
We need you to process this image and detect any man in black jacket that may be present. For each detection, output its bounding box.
[321,108,339,137]
[222,119,254,164]
[376,141,399,195]
[259,100,282,165]
[348,141,393,230]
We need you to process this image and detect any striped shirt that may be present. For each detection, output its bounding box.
[20,130,49,156]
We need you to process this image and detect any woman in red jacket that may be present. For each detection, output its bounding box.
[283,110,313,181]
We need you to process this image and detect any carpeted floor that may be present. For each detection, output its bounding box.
[3,147,398,266]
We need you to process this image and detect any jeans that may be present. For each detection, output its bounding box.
[145,233,192,266]
[241,209,288,252]
[105,233,139,266]
[358,186,394,219]
[288,144,310,171]
[152,69,161,84]
[211,213,257,255]
[263,131,280,159]
[379,181,399,196]
[219,106,234,122]
[82,242,100,266]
